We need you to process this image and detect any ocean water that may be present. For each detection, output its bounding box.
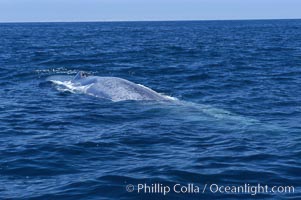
[0,20,300,199]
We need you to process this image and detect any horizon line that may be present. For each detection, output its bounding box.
[0,18,300,24]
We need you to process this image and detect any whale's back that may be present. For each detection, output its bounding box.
[74,76,171,102]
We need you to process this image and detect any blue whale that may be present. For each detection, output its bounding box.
[47,71,265,127]
[51,71,174,102]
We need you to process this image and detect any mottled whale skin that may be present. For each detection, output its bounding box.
[71,72,172,102]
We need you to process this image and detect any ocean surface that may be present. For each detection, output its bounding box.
[0,20,300,199]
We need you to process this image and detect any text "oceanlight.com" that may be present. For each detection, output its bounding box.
[125,183,295,196]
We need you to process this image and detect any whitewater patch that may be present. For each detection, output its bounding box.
[50,80,94,94]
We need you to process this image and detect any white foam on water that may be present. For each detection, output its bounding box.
[50,80,93,95]
[36,68,78,75]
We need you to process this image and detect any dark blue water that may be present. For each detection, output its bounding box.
[0,20,300,199]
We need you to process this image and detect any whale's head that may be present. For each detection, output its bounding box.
[73,71,89,81]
